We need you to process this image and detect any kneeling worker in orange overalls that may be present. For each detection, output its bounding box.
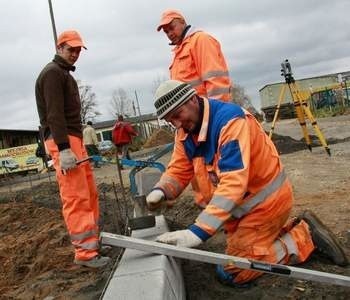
[146,80,348,286]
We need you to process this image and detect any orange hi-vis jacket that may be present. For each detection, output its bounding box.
[154,98,288,240]
[154,98,316,284]
[170,27,232,102]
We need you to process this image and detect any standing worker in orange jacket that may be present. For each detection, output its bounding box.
[157,9,232,102]
[35,30,110,268]
[146,80,348,286]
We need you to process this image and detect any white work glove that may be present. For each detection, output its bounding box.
[146,189,165,211]
[156,229,202,248]
[59,149,77,171]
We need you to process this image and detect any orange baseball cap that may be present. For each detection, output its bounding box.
[56,30,87,49]
[157,9,185,32]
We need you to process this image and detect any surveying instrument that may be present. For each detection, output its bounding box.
[269,59,331,156]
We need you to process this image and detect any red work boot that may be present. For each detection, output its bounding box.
[299,210,348,266]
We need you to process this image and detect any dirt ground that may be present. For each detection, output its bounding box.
[1,116,350,299]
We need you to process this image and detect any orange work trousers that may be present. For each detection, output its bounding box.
[224,180,315,284]
[45,135,100,261]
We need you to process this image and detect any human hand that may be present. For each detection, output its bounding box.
[146,189,165,211]
[156,229,202,248]
[59,149,77,171]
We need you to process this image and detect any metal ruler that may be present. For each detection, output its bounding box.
[100,232,350,287]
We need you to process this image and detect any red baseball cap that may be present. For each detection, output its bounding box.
[157,9,185,32]
[57,30,87,49]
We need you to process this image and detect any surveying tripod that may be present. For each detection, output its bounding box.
[269,59,331,156]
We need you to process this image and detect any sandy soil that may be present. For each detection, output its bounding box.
[0,116,350,299]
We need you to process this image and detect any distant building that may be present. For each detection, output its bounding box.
[0,129,39,150]
[91,113,162,142]
[0,112,163,150]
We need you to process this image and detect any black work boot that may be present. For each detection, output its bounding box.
[299,210,348,266]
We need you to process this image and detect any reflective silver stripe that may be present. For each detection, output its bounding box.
[281,232,298,256]
[197,211,222,230]
[188,78,202,87]
[202,70,230,81]
[210,194,236,213]
[232,170,287,219]
[70,229,98,241]
[187,71,230,89]
[207,87,231,97]
[273,239,287,263]
[75,240,99,250]
[158,175,183,197]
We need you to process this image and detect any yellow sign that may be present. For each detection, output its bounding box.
[0,144,43,175]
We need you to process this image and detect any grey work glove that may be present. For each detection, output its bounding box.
[59,149,77,171]
[156,229,203,248]
[146,189,165,211]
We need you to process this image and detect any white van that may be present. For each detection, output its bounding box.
[0,158,19,171]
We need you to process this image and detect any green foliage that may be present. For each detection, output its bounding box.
[313,105,350,118]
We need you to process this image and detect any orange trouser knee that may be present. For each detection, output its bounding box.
[224,216,315,284]
[224,182,292,283]
[225,208,291,284]
[45,135,100,260]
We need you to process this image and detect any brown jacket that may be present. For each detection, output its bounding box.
[35,55,82,150]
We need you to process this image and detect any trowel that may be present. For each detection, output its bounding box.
[128,194,156,230]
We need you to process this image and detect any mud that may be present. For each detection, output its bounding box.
[0,182,129,300]
[1,115,350,299]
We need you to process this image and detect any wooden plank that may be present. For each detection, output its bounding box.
[100,232,350,287]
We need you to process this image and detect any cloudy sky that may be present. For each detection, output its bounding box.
[1,0,349,130]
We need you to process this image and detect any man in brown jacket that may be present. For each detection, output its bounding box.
[35,30,110,268]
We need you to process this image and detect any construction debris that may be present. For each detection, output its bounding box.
[143,128,174,148]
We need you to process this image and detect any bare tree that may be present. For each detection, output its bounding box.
[151,74,169,95]
[231,83,262,120]
[78,81,101,124]
[110,88,133,117]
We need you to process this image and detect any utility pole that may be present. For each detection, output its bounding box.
[134,90,142,118]
[132,100,137,117]
[134,90,146,139]
[48,0,58,52]
[344,78,349,106]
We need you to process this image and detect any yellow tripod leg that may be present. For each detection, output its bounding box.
[269,84,286,139]
[289,83,312,151]
[301,102,331,156]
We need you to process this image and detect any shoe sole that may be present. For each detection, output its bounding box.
[301,210,348,266]
[74,258,110,268]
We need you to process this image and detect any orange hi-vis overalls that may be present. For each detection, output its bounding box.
[170,27,232,102]
[154,98,315,284]
[45,135,100,261]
